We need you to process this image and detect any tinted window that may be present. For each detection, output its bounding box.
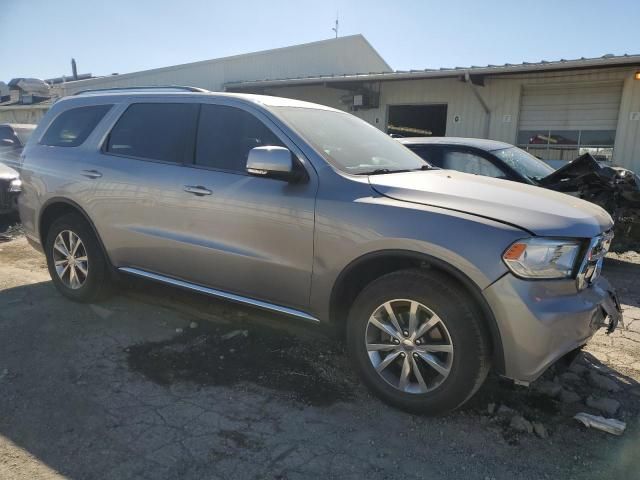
[442,150,506,178]
[195,105,284,172]
[107,103,198,163]
[41,105,112,147]
[406,145,441,167]
[0,126,19,144]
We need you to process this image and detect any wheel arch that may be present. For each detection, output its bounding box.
[38,197,113,267]
[329,249,506,374]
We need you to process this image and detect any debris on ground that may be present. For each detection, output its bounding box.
[175,327,183,334]
[532,422,548,439]
[189,321,198,329]
[510,415,533,434]
[588,371,622,392]
[221,329,249,340]
[496,404,516,416]
[534,380,562,398]
[586,396,620,416]
[574,413,626,436]
[560,389,582,404]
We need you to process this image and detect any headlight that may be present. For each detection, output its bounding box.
[503,238,581,279]
[8,178,22,192]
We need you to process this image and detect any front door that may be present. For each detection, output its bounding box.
[176,103,317,311]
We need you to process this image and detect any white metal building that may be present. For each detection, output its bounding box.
[228,53,640,171]
[58,35,391,95]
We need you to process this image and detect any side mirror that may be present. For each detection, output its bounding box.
[246,146,297,181]
[0,139,15,147]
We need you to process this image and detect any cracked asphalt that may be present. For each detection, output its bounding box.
[0,228,639,479]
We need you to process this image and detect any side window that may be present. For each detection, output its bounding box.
[195,104,284,172]
[442,150,506,178]
[0,126,19,145]
[41,105,112,147]
[410,146,443,168]
[106,103,198,163]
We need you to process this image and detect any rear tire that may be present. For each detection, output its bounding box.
[346,269,491,414]
[45,213,113,303]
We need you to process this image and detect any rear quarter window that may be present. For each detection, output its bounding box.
[41,105,112,147]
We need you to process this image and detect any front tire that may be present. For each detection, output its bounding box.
[45,213,113,303]
[347,269,491,414]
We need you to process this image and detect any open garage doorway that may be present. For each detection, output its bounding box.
[387,104,448,137]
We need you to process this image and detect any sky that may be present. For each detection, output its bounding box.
[1,0,638,81]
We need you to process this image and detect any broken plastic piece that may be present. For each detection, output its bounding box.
[574,412,626,436]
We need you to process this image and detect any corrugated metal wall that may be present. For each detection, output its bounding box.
[264,66,640,171]
[518,82,622,130]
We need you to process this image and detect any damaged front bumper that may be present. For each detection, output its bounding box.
[483,274,621,383]
[600,288,622,334]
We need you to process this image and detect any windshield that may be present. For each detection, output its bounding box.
[273,107,429,175]
[492,147,555,182]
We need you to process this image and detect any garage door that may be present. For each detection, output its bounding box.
[517,82,622,163]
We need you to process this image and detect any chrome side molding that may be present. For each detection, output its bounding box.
[118,267,320,323]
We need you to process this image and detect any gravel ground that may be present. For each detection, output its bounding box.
[0,226,638,479]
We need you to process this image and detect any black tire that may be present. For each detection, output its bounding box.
[45,213,113,303]
[346,269,491,414]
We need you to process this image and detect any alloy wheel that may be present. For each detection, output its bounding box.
[52,230,89,290]
[365,299,454,393]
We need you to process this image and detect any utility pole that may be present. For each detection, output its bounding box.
[332,12,339,38]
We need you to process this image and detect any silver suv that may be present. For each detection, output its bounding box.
[18,87,621,414]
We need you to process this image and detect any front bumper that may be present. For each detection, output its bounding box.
[483,273,621,382]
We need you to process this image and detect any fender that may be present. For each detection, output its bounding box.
[38,196,115,267]
[330,249,506,374]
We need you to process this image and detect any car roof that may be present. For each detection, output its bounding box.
[399,136,514,151]
[62,90,340,112]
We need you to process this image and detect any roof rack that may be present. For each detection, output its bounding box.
[72,85,209,96]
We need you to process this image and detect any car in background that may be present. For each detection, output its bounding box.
[0,123,36,214]
[398,137,556,185]
[400,137,640,250]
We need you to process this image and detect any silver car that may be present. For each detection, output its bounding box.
[18,87,621,414]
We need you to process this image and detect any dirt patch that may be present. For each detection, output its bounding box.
[126,321,357,407]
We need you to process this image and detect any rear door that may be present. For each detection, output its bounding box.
[85,100,199,274]
[176,102,317,310]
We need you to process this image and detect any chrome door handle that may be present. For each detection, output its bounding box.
[184,185,212,196]
[81,169,102,179]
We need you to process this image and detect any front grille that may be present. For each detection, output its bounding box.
[576,230,614,289]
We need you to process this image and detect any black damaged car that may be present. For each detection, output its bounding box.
[400,137,640,250]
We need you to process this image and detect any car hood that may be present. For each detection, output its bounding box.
[0,161,19,181]
[369,169,613,238]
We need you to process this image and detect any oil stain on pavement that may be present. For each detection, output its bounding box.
[126,321,357,406]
